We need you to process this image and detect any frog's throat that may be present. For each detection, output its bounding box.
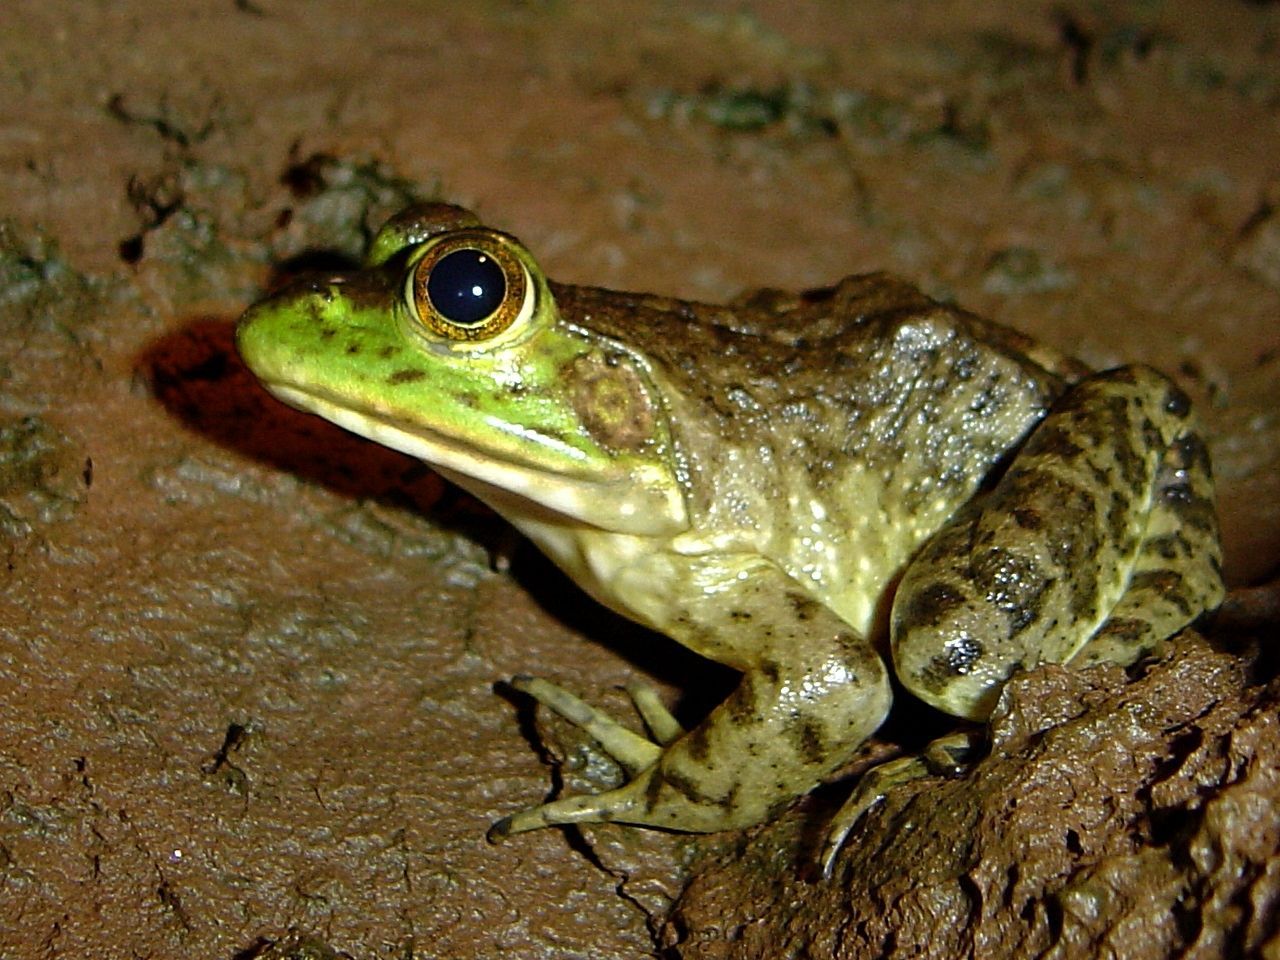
[266,383,689,537]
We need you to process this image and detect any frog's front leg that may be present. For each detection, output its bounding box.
[489,557,890,837]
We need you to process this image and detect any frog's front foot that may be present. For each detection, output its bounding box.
[819,731,976,878]
[488,675,684,840]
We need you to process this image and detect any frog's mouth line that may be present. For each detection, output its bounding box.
[264,382,688,537]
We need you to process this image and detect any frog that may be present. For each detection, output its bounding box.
[236,202,1224,874]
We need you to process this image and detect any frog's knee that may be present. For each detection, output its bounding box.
[890,580,1012,721]
[793,644,894,762]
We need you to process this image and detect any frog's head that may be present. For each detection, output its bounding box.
[237,203,686,536]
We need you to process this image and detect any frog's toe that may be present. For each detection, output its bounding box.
[510,675,662,774]
[489,777,654,839]
[486,814,515,842]
[820,732,978,878]
[624,681,685,745]
[819,753,921,877]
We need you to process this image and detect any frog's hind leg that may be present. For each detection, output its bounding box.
[822,366,1224,875]
[490,563,892,839]
[1070,424,1224,667]
[890,365,1225,723]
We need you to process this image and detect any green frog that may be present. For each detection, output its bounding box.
[236,203,1223,873]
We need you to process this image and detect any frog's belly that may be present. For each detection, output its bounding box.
[773,470,969,638]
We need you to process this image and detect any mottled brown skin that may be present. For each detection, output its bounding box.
[236,204,1226,860]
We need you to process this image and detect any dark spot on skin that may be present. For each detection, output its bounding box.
[1104,402,1149,494]
[967,385,1000,419]
[788,717,828,767]
[1143,533,1188,561]
[345,343,360,354]
[1013,507,1043,530]
[684,725,712,764]
[788,593,820,622]
[1106,489,1132,546]
[726,675,758,726]
[972,547,1051,635]
[378,345,397,359]
[1164,385,1192,418]
[1068,562,1101,625]
[895,581,967,633]
[1141,417,1163,453]
[1091,617,1147,645]
[1129,570,1193,616]
[388,369,425,384]
[1050,385,1092,417]
[1120,447,1147,496]
[1087,461,1112,487]
[914,635,986,693]
[832,631,870,682]
[662,768,722,807]
[119,234,143,264]
[723,782,741,815]
[1029,424,1085,461]
[952,350,980,382]
[946,636,984,674]
[996,468,1104,624]
[1168,490,1217,535]
[1169,434,1211,475]
[730,610,752,623]
[759,661,781,685]
[319,326,337,339]
[643,768,665,813]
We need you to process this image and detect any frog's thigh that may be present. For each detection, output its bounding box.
[891,365,1221,721]
[493,567,891,835]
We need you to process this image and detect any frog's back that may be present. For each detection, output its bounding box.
[554,273,1081,634]
[727,273,1087,381]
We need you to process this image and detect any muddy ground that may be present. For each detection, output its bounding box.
[1,2,1278,958]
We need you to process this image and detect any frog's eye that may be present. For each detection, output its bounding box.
[407,234,531,344]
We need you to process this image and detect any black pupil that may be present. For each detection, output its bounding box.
[427,248,506,325]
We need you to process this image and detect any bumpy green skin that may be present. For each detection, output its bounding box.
[237,203,1225,848]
